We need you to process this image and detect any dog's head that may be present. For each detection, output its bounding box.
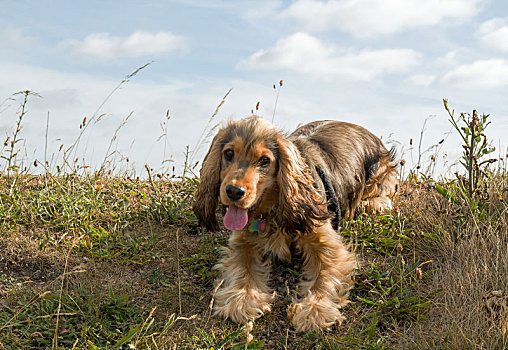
[193,116,330,233]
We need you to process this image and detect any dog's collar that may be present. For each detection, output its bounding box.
[315,166,340,231]
[249,218,267,234]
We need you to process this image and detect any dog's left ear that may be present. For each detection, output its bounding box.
[275,134,331,234]
[192,128,227,231]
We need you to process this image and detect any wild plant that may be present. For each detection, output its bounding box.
[1,90,41,175]
[437,99,498,220]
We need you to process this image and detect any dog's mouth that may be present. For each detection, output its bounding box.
[223,197,263,231]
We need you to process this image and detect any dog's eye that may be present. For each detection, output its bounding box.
[258,156,271,167]
[224,150,234,161]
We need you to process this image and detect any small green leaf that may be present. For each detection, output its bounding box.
[114,323,142,348]
[436,185,461,205]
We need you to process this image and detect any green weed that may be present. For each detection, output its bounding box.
[341,214,413,256]
[0,288,142,348]
[182,236,226,285]
[355,260,434,321]
[186,325,263,350]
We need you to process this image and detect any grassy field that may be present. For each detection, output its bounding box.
[0,93,507,349]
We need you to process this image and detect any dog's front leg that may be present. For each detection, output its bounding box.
[213,230,274,324]
[288,224,356,332]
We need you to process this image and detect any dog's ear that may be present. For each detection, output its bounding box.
[275,134,331,234]
[193,129,227,231]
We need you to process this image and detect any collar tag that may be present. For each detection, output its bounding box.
[249,219,267,234]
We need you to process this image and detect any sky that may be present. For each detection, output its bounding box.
[1,0,507,177]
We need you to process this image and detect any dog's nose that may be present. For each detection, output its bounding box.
[225,185,246,201]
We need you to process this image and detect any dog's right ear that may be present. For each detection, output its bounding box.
[192,128,227,232]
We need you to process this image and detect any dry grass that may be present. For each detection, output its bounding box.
[394,176,508,349]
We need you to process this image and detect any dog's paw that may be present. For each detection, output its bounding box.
[214,286,274,324]
[287,294,345,332]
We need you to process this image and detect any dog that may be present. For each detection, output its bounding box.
[193,116,397,332]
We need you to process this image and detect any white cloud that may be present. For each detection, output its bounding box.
[436,51,458,67]
[408,74,435,86]
[0,28,34,49]
[441,59,508,88]
[64,31,186,60]
[237,32,420,81]
[282,0,483,38]
[243,0,284,21]
[478,17,508,51]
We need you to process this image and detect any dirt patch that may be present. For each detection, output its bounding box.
[0,230,66,287]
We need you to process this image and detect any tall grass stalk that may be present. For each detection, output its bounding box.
[2,91,40,175]
[271,80,283,124]
[100,111,134,172]
[186,88,232,178]
[63,62,152,171]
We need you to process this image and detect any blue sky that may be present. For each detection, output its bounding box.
[1,0,507,176]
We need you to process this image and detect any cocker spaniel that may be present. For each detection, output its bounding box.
[193,116,397,332]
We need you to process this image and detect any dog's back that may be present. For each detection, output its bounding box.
[289,120,397,220]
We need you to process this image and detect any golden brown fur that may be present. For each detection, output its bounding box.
[193,116,397,332]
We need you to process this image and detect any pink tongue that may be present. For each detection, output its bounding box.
[223,205,249,230]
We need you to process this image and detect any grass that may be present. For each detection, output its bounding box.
[0,88,507,348]
[2,171,505,349]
